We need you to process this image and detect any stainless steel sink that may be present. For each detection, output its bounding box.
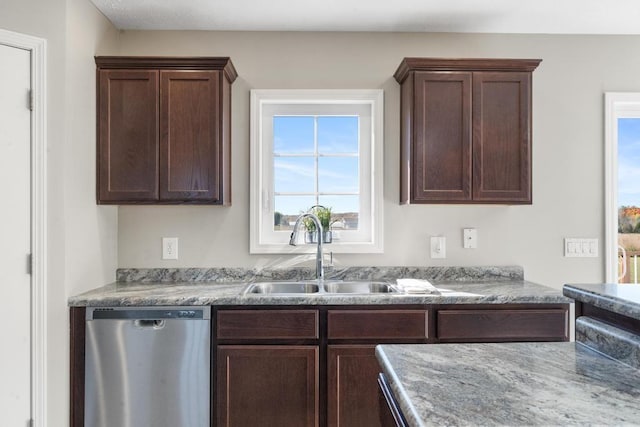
[244,282,320,295]
[322,281,398,294]
[242,280,401,295]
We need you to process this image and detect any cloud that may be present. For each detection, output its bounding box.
[274,159,315,178]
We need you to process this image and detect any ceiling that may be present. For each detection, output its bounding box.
[91,0,640,34]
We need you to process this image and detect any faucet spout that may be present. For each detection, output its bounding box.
[289,213,324,280]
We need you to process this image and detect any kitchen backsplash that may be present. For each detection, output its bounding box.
[116,265,524,283]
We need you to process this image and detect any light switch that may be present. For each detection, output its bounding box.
[162,237,179,260]
[430,236,446,259]
[564,238,598,258]
[463,228,477,249]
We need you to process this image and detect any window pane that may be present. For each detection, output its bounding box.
[274,195,317,231]
[273,116,314,153]
[319,195,359,230]
[318,157,358,193]
[318,116,358,154]
[617,118,640,283]
[618,118,640,207]
[274,157,315,193]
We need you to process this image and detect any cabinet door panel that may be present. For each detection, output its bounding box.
[328,345,396,427]
[160,71,220,202]
[98,70,159,202]
[472,72,531,202]
[412,71,472,202]
[217,345,319,427]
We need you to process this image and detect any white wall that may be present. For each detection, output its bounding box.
[0,1,119,425]
[65,0,119,295]
[63,0,119,424]
[115,31,639,289]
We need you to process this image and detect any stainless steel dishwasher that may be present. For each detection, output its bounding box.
[85,306,211,427]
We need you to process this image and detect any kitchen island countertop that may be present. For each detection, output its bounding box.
[564,283,640,321]
[376,342,640,427]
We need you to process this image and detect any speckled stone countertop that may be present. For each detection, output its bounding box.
[564,283,640,369]
[376,342,640,427]
[67,279,570,307]
[68,266,570,307]
[563,283,640,321]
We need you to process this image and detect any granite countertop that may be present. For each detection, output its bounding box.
[68,266,571,307]
[67,279,570,306]
[376,342,640,427]
[564,283,640,370]
[563,283,640,321]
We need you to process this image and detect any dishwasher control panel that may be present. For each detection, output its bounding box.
[86,306,211,320]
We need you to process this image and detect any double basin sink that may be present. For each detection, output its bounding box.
[243,280,401,295]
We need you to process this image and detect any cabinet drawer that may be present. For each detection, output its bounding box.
[327,310,428,340]
[437,309,569,342]
[217,310,319,340]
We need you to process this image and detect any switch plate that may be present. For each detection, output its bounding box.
[564,238,598,257]
[463,228,478,249]
[430,236,446,259]
[162,237,179,260]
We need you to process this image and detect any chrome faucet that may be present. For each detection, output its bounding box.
[289,213,324,280]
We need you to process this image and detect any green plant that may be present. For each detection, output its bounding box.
[315,206,332,229]
[302,205,332,231]
[302,215,316,232]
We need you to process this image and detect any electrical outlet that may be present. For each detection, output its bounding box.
[463,228,478,249]
[430,236,446,259]
[162,237,179,260]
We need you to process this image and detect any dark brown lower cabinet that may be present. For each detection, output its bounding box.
[216,345,319,427]
[328,345,396,427]
[70,304,569,427]
[326,309,429,427]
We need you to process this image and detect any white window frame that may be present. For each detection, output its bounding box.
[604,92,640,282]
[250,89,384,254]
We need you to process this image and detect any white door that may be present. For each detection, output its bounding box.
[0,43,32,426]
[605,94,640,283]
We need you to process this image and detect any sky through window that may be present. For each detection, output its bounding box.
[273,115,360,227]
[618,118,640,207]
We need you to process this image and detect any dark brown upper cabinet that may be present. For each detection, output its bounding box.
[96,57,237,205]
[394,58,541,204]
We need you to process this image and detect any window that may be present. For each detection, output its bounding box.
[250,89,383,253]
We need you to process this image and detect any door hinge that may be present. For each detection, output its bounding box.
[27,254,32,275]
[29,89,33,111]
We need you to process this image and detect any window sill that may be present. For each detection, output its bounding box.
[250,241,384,254]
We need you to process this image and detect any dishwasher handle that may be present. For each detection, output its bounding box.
[134,319,166,329]
[86,306,211,321]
